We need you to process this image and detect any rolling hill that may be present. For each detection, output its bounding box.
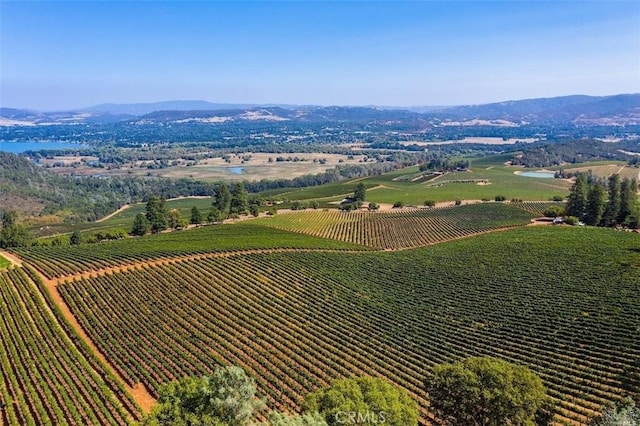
[2,93,638,127]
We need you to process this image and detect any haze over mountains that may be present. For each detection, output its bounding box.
[1,93,639,127]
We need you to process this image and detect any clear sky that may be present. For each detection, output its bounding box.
[1,1,639,110]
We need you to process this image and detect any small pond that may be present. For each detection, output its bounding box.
[228,167,244,175]
[519,171,555,179]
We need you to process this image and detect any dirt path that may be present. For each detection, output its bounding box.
[527,218,554,226]
[7,251,156,415]
[42,271,156,413]
[0,249,23,266]
[7,207,547,415]
[96,204,131,223]
[97,196,212,224]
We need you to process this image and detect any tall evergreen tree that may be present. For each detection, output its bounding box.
[229,182,248,215]
[213,183,231,217]
[0,210,34,248]
[354,183,366,202]
[131,213,150,236]
[566,174,588,220]
[145,195,168,233]
[207,207,222,223]
[602,174,621,226]
[618,178,639,226]
[585,184,606,226]
[190,206,202,225]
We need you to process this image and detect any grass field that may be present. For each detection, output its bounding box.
[31,197,217,238]
[266,156,572,204]
[0,254,10,269]
[561,164,640,180]
[45,226,640,425]
[47,152,370,182]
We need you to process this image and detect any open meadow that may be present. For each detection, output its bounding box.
[44,152,371,182]
[266,155,573,205]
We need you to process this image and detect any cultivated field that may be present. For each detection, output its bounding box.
[14,224,368,279]
[0,267,140,425]
[254,203,535,249]
[5,179,640,426]
[560,164,640,180]
[399,137,539,146]
[13,226,635,426]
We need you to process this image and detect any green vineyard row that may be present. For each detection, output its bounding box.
[57,227,640,425]
[255,203,537,249]
[0,268,140,425]
[13,224,368,279]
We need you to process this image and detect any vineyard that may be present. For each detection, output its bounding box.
[13,223,367,279]
[0,267,139,425]
[54,227,640,425]
[255,203,536,249]
[509,201,563,216]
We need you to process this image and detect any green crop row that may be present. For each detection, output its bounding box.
[255,203,536,249]
[13,224,368,279]
[0,268,138,425]
[57,226,640,425]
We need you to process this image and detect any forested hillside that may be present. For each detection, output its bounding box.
[0,151,433,222]
[0,152,212,221]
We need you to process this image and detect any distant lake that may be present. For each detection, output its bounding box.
[520,171,556,179]
[0,141,88,154]
[229,167,244,175]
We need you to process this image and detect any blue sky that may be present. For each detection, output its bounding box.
[1,1,639,110]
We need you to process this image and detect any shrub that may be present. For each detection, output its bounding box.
[304,376,418,426]
[564,216,579,226]
[141,366,264,426]
[291,201,307,211]
[426,357,548,426]
[543,205,565,218]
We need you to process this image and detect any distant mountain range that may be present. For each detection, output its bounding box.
[1,94,639,127]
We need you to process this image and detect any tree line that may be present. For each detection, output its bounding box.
[566,173,639,228]
[0,210,33,248]
[510,139,640,168]
[132,183,253,236]
[1,150,431,223]
[138,357,636,426]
